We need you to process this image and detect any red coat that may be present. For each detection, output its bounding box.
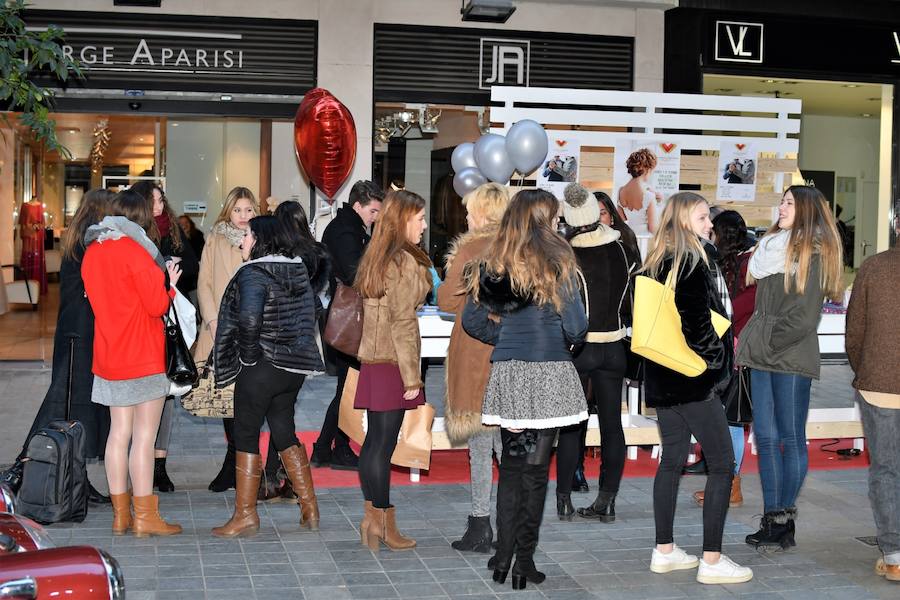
[731,252,757,338]
[82,237,173,380]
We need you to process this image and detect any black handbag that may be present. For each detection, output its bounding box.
[164,301,199,386]
[723,366,753,424]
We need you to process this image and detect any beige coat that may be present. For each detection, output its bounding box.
[356,251,431,391]
[437,228,496,444]
[194,231,243,361]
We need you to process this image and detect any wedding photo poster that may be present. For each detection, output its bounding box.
[612,140,681,205]
[537,136,581,199]
[717,141,758,202]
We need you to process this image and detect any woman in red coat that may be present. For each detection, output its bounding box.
[82,190,183,537]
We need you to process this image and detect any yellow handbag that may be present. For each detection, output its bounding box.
[631,271,731,377]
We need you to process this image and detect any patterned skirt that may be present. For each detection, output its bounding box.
[482,360,588,429]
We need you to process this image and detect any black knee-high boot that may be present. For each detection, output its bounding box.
[491,430,527,584]
[512,429,557,590]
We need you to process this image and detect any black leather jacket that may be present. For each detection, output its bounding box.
[214,255,324,386]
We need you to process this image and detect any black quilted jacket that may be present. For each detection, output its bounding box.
[214,255,324,386]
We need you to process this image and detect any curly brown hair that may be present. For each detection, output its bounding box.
[626,148,657,178]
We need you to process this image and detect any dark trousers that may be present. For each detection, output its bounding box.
[654,399,734,552]
[557,342,627,494]
[316,345,357,450]
[233,361,305,455]
[358,409,405,508]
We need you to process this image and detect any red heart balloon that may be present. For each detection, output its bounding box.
[294,88,357,202]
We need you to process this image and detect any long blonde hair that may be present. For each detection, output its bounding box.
[642,192,709,280]
[758,185,844,299]
[214,186,259,225]
[354,190,432,298]
[470,189,577,311]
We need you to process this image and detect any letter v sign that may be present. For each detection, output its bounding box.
[726,25,751,56]
[892,32,900,63]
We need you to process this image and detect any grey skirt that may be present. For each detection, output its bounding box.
[91,373,169,407]
[482,360,588,429]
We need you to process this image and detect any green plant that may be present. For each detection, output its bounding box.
[1,0,83,157]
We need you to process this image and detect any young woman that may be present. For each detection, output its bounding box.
[595,191,641,265]
[463,189,588,590]
[617,148,663,240]
[211,216,324,537]
[738,186,843,548]
[555,183,638,522]
[197,187,259,492]
[642,192,751,585]
[131,182,200,494]
[178,214,206,259]
[354,190,432,551]
[1,189,113,502]
[437,183,510,552]
[692,210,757,509]
[82,190,182,537]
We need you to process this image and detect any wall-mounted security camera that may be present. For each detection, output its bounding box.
[128,102,142,111]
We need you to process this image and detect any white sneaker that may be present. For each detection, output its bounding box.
[650,545,700,573]
[697,554,754,584]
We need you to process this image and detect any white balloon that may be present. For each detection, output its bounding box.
[451,143,477,173]
[505,119,549,176]
[474,134,514,184]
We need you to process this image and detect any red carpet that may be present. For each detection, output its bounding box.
[258,432,869,489]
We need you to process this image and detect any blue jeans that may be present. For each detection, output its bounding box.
[730,425,745,475]
[750,369,812,513]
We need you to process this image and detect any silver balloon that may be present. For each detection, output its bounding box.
[452,167,487,197]
[474,133,515,184]
[451,142,477,173]
[505,119,549,176]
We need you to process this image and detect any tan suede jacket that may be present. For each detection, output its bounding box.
[357,250,431,391]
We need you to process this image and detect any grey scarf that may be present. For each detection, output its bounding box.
[84,216,166,272]
[212,221,245,247]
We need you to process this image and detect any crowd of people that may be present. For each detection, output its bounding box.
[3,175,898,588]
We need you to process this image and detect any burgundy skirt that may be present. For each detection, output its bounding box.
[355,362,425,412]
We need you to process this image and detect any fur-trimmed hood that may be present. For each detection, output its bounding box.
[465,262,531,315]
[444,225,498,273]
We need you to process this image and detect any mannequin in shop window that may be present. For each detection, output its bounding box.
[19,199,48,294]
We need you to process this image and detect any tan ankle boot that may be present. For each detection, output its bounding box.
[212,452,262,538]
[692,474,743,508]
[110,492,132,535]
[360,501,375,547]
[363,505,416,552]
[132,494,182,538]
[280,444,319,530]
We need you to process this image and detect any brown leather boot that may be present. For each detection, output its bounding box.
[212,452,262,538]
[363,505,416,552]
[280,444,319,530]
[359,501,375,547]
[132,494,182,538]
[110,492,132,535]
[692,474,743,508]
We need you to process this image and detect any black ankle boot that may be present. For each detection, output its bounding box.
[572,465,589,493]
[451,515,493,553]
[309,441,332,468]
[577,491,616,522]
[556,492,575,521]
[87,480,111,505]
[153,457,175,493]
[745,511,792,549]
[785,507,797,547]
[511,557,546,589]
[682,457,708,475]
[208,448,236,492]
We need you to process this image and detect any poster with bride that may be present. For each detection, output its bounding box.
[537,136,580,199]
[612,140,681,239]
[717,141,757,202]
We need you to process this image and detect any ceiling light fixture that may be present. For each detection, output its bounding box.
[844,84,860,88]
[861,113,872,118]
[460,0,515,23]
[420,108,442,134]
[762,79,777,83]
[220,94,233,101]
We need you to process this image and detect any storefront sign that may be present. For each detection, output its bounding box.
[479,38,530,89]
[374,24,632,103]
[25,10,317,96]
[714,21,763,64]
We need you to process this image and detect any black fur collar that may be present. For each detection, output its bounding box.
[472,264,530,314]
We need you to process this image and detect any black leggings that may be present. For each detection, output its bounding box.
[233,361,305,454]
[557,342,627,494]
[653,399,734,552]
[359,409,405,508]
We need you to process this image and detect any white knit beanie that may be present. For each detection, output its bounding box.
[562,183,600,227]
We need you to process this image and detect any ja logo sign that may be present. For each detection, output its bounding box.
[715,21,764,64]
[479,38,530,90]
